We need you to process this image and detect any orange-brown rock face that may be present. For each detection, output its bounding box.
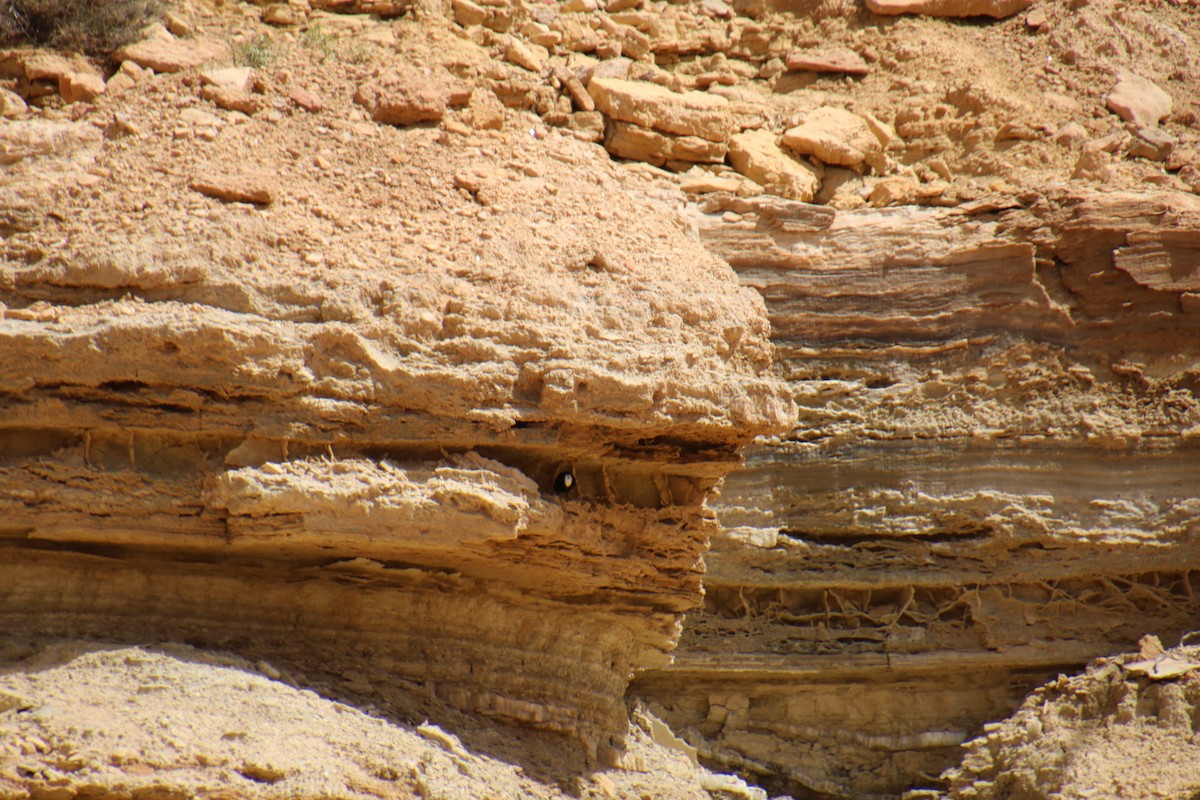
[633,190,1200,797]
[0,49,792,768]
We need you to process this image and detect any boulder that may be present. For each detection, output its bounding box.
[728,129,821,202]
[781,107,886,172]
[588,77,732,142]
[1106,72,1172,129]
[115,35,233,73]
[354,65,469,126]
[605,121,727,167]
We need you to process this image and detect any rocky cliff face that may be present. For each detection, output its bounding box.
[634,189,1200,796]
[0,21,791,786]
[3,0,1200,798]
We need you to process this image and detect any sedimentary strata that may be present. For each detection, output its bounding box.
[634,190,1200,797]
[0,52,791,774]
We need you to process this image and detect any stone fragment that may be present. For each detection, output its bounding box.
[606,0,640,9]
[468,88,505,130]
[262,4,305,25]
[859,112,896,150]
[0,88,27,118]
[588,77,732,142]
[605,121,727,167]
[1106,72,1172,128]
[868,175,918,206]
[289,87,324,113]
[1072,145,1113,182]
[105,72,137,94]
[453,0,487,25]
[115,36,233,73]
[556,67,594,112]
[996,121,1039,141]
[199,67,253,92]
[700,0,733,17]
[785,48,870,76]
[190,174,274,204]
[164,11,194,37]
[0,121,101,164]
[1129,127,1177,162]
[728,129,821,202]
[354,66,450,126]
[1053,121,1087,148]
[20,52,82,82]
[866,0,1031,16]
[59,72,106,104]
[1025,7,1046,27]
[506,39,549,73]
[782,107,885,171]
[568,111,605,142]
[200,86,261,114]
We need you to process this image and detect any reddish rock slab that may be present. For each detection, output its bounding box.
[115,36,232,73]
[866,0,1031,18]
[189,174,274,205]
[785,48,870,76]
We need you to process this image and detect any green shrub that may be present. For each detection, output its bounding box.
[233,34,275,68]
[0,0,161,54]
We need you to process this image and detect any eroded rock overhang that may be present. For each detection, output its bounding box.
[0,118,793,750]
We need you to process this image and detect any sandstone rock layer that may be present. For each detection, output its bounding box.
[634,190,1200,797]
[0,64,790,765]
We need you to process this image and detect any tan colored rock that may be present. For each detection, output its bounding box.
[0,120,101,164]
[354,66,451,126]
[115,35,233,73]
[20,52,87,82]
[262,3,306,25]
[1072,145,1113,182]
[1053,121,1088,148]
[782,107,885,172]
[588,77,732,142]
[199,67,254,92]
[868,175,918,205]
[785,48,870,75]
[468,88,506,130]
[1106,72,1172,129]
[605,121,727,167]
[189,173,275,204]
[556,66,595,112]
[200,86,262,115]
[506,38,549,73]
[452,0,488,25]
[0,87,27,118]
[164,10,194,36]
[289,87,324,113]
[866,0,1031,17]
[59,72,106,104]
[728,129,821,202]
[1129,128,1178,162]
[568,110,606,142]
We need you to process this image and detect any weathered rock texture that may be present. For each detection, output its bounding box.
[0,36,791,792]
[942,637,1200,799]
[633,189,1200,797]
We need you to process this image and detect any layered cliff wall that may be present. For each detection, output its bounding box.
[634,191,1200,797]
[0,26,793,793]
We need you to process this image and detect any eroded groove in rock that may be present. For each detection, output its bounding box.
[634,190,1200,797]
[0,98,792,758]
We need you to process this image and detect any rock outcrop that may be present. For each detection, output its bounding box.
[633,189,1200,797]
[0,30,791,795]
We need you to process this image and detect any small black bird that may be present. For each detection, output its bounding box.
[553,470,575,493]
